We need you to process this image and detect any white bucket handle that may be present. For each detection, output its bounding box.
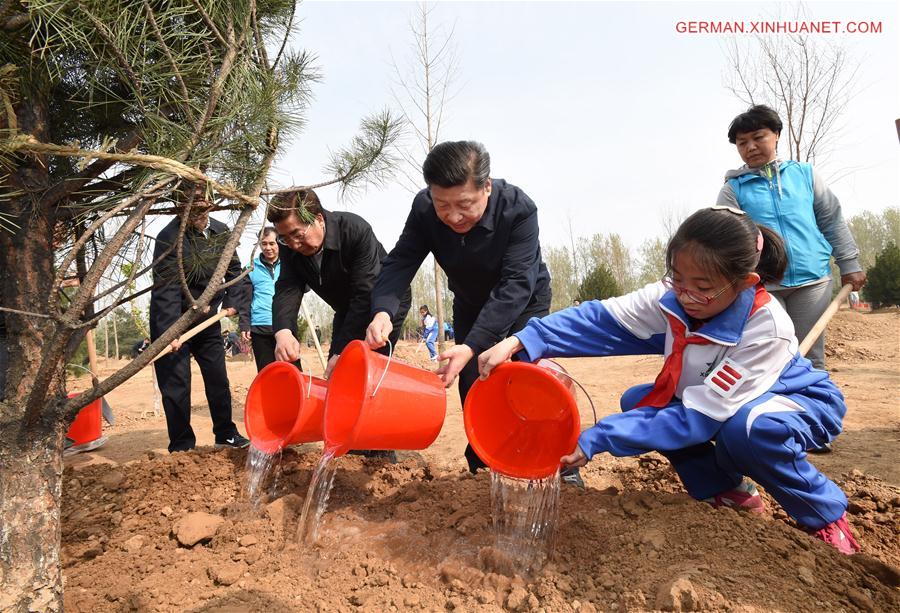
[303,369,313,399]
[547,368,598,424]
[370,340,393,398]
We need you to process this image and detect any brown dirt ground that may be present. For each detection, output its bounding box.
[62,309,900,612]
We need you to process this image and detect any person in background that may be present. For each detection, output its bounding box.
[150,184,251,452]
[243,227,281,371]
[420,304,438,361]
[131,337,150,359]
[444,320,455,341]
[479,207,860,555]
[716,105,866,370]
[224,330,241,357]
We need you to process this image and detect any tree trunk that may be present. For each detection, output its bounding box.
[103,317,109,360]
[0,77,68,612]
[112,315,119,360]
[0,205,68,612]
[432,260,446,353]
[85,329,98,375]
[0,426,66,612]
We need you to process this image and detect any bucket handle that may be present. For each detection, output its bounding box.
[370,340,393,398]
[548,369,598,424]
[303,369,313,400]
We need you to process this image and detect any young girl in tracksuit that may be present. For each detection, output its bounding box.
[478,207,859,554]
[420,305,439,361]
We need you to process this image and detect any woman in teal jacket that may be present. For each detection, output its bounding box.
[716,105,866,370]
[244,227,281,371]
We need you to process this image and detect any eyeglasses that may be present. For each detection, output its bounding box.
[276,223,313,246]
[662,275,738,305]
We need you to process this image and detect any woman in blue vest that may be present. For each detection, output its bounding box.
[243,227,281,371]
[716,105,866,370]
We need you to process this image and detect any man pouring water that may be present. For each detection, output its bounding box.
[365,141,582,485]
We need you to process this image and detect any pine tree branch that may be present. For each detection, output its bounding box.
[143,0,192,119]
[75,1,141,94]
[272,0,295,70]
[41,132,142,209]
[188,0,228,47]
[7,136,256,205]
[47,176,175,317]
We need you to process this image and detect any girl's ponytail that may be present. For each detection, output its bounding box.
[756,224,787,285]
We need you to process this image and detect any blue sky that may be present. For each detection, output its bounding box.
[236,0,898,263]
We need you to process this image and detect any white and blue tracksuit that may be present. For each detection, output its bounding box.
[422,313,438,358]
[514,281,848,529]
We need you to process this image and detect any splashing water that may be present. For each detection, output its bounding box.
[490,470,561,574]
[298,448,339,544]
[243,445,282,507]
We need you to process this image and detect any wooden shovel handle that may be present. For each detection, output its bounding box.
[798,284,853,356]
[151,310,230,363]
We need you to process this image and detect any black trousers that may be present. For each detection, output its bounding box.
[153,322,238,452]
[251,332,277,372]
[456,299,550,473]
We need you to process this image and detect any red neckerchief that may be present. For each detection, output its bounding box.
[637,285,771,408]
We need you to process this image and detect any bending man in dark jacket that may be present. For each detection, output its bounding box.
[365,141,556,475]
[269,189,411,378]
[150,187,251,452]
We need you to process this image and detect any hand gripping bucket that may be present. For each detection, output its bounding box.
[464,360,582,479]
[324,340,446,456]
[244,361,327,453]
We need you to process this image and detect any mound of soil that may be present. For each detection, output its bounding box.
[62,448,900,612]
[825,309,899,362]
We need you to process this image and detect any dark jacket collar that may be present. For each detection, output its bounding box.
[473,181,499,232]
[322,208,341,251]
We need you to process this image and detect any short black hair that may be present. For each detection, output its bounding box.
[727,105,783,143]
[267,189,323,224]
[422,141,490,188]
[260,226,277,239]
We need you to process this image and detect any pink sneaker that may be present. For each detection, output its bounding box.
[806,513,860,555]
[704,481,766,513]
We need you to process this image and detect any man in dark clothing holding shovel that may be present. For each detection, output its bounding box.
[150,186,251,453]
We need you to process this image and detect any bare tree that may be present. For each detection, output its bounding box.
[575,232,637,294]
[391,1,460,352]
[636,236,668,287]
[543,245,577,311]
[724,4,860,167]
[0,2,399,609]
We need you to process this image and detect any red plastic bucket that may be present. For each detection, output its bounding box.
[244,362,327,453]
[66,395,103,445]
[464,360,580,479]
[324,340,446,456]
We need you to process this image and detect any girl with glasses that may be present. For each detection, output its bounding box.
[478,207,860,555]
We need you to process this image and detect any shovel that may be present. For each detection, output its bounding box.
[799,283,853,454]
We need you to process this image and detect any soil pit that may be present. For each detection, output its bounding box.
[62,448,900,612]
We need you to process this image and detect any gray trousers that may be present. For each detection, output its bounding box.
[769,277,833,370]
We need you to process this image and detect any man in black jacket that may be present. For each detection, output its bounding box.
[150,187,251,452]
[268,189,410,378]
[366,141,570,477]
